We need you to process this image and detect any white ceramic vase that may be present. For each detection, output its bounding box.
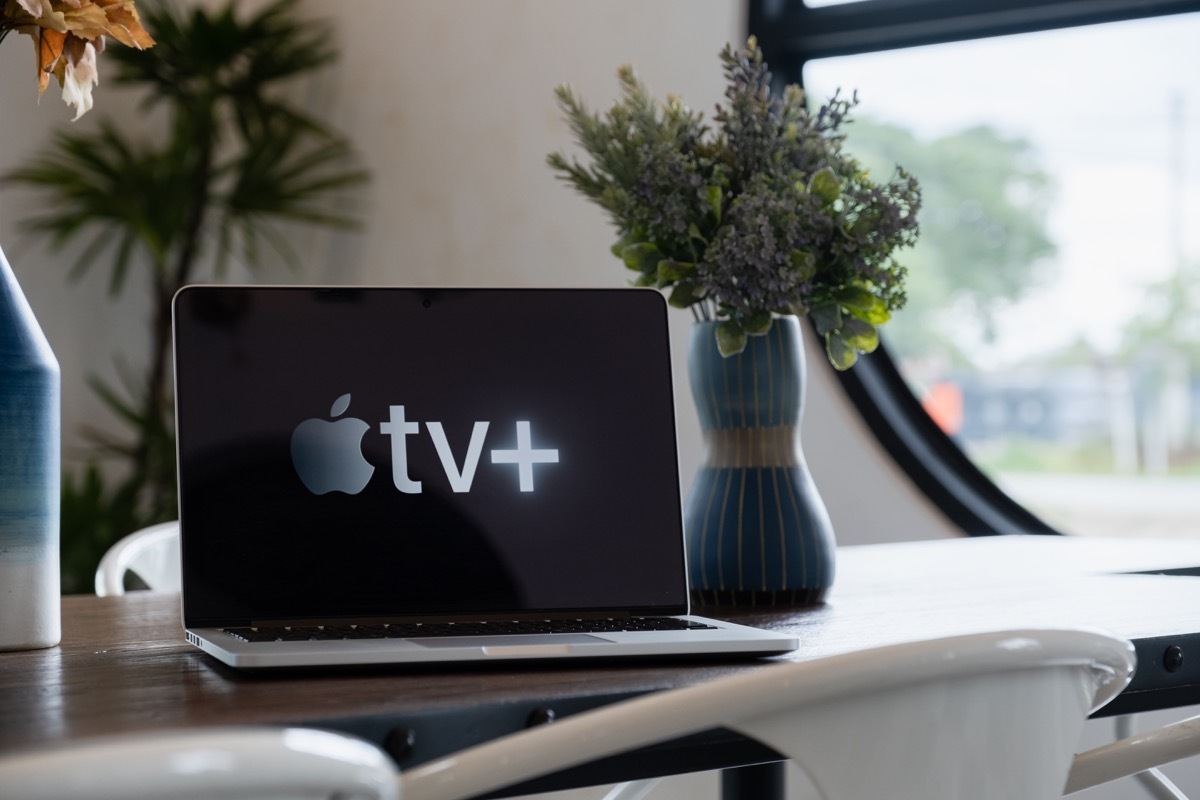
[0,244,61,651]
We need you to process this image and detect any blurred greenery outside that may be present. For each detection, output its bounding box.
[843,116,1200,486]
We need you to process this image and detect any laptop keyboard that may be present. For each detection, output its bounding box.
[224,617,717,643]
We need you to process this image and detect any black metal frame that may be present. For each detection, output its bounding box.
[748,0,1200,536]
[751,0,1200,63]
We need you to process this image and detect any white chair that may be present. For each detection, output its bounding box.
[403,627,1136,800]
[94,520,181,596]
[0,727,399,800]
[0,628,1137,800]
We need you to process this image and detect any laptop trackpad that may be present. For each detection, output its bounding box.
[411,633,609,650]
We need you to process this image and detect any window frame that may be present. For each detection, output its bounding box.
[748,0,1200,536]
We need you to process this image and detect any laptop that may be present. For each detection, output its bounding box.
[172,285,799,669]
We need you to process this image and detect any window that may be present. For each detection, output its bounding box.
[752,0,1200,537]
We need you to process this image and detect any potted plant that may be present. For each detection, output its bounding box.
[548,38,921,605]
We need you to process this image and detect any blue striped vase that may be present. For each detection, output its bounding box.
[684,317,835,607]
[0,245,61,650]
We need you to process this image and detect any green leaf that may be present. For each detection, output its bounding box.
[810,301,842,336]
[825,332,859,371]
[788,250,816,282]
[687,223,707,243]
[657,259,695,283]
[716,320,747,357]
[807,166,840,205]
[706,184,723,221]
[668,280,702,308]
[621,242,661,274]
[839,316,880,354]
[610,232,633,259]
[834,286,891,325]
[743,311,773,336]
[844,303,891,326]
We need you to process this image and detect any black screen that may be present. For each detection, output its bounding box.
[172,287,688,625]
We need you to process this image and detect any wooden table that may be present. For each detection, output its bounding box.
[4,535,1200,796]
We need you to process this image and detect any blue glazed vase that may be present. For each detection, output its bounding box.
[0,244,61,650]
[684,317,835,607]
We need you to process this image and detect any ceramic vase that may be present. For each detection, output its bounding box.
[684,317,835,607]
[0,244,61,650]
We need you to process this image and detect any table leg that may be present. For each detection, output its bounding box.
[720,762,785,800]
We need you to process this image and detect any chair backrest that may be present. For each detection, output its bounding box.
[94,521,181,596]
[0,628,1135,800]
[1066,712,1200,795]
[401,628,1135,800]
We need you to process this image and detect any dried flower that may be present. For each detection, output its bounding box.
[0,0,155,119]
[548,37,921,369]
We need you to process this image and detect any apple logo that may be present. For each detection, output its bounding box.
[290,393,375,495]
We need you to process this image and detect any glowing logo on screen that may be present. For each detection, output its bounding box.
[290,398,559,495]
[290,394,375,495]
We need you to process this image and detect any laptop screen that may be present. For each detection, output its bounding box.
[173,287,689,626]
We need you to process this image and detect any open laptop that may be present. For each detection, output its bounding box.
[172,286,798,668]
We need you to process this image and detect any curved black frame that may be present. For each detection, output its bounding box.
[749,0,1200,536]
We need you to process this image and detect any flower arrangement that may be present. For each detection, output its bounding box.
[0,0,154,119]
[548,38,921,369]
